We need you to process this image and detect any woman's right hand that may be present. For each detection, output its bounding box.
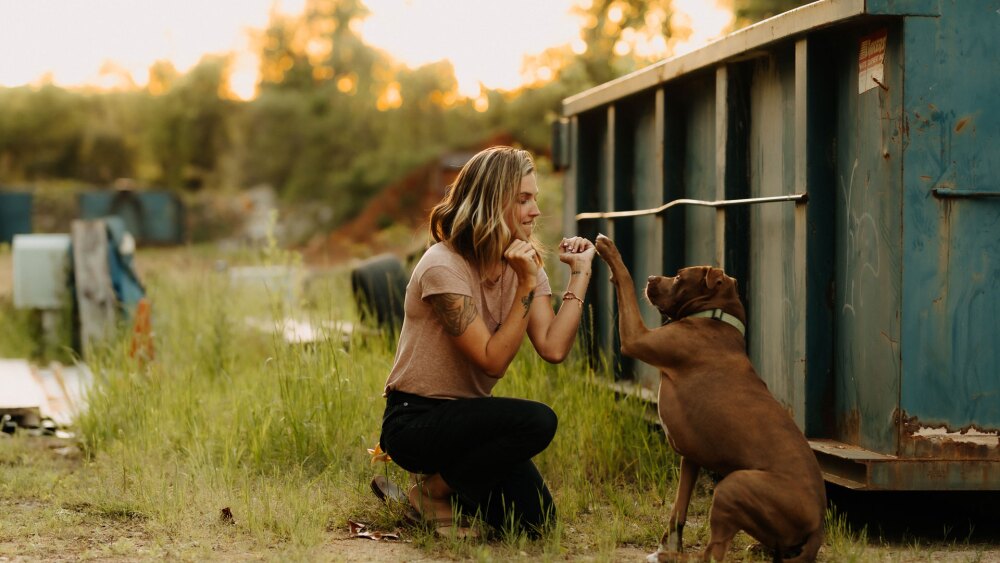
[504,239,540,284]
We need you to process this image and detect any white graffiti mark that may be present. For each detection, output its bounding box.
[841,158,883,318]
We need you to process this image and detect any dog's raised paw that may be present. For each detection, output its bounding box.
[594,234,620,259]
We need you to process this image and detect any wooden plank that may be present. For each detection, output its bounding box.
[38,363,93,426]
[0,359,46,416]
[0,360,93,427]
[72,219,117,352]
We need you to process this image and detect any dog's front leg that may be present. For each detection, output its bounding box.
[648,457,699,562]
[594,234,657,360]
[666,457,699,551]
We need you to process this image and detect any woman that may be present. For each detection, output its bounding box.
[377,146,595,538]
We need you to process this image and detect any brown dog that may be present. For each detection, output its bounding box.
[594,234,825,562]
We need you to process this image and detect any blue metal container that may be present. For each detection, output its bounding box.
[559,0,999,490]
[78,189,185,245]
[0,191,33,244]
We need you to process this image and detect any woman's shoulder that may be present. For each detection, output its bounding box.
[416,242,470,273]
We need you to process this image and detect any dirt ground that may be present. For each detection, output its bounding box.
[3,251,1000,562]
[3,437,1000,563]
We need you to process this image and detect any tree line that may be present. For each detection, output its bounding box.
[0,0,805,228]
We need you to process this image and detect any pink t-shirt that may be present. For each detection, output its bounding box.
[383,242,552,399]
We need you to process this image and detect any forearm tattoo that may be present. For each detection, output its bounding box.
[431,293,477,337]
[520,290,534,318]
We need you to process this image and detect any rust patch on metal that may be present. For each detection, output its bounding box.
[838,409,861,445]
[954,116,970,133]
[899,411,1000,460]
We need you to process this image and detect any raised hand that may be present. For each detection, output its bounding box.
[558,236,596,270]
[505,239,540,283]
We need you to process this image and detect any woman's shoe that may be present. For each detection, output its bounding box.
[370,475,407,505]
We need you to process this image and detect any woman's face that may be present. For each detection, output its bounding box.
[506,173,541,241]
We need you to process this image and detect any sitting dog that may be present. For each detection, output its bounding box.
[594,234,825,562]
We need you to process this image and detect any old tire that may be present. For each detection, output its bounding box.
[351,254,408,334]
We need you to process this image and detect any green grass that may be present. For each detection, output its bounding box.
[6,247,991,561]
[51,247,684,560]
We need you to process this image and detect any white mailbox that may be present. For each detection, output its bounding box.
[12,234,72,310]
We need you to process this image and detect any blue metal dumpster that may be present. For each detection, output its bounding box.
[559,0,999,490]
[0,191,33,244]
[78,189,185,245]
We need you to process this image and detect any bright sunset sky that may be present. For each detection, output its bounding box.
[0,0,732,99]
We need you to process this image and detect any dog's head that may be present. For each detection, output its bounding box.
[645,266,746,325]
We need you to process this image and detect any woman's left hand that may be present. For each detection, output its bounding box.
[558,237,596,269]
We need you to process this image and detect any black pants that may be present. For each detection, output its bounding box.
[379,390,558,536]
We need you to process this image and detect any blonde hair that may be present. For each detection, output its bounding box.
[429,146,537,272]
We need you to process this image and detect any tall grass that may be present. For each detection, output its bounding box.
[67,248,680,558]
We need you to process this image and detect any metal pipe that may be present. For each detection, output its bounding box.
[574,193,809,221]
[932,188,1000,199]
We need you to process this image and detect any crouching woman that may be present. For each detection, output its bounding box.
[377,146,595,537]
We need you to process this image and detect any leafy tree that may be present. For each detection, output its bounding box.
[0,0,820,235]
[0,85,85,180]
[74,91,145,183]
[733,0,812,27]
[145,56,236,190]
[569,0,674,86]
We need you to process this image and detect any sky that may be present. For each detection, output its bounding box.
[0,0,732,100]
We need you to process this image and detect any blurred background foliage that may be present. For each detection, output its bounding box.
[0,0,807,233]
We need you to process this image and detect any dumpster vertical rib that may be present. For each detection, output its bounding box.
[714,66,728,268]
[563,116,578,244]
[600,105,617,367]
[792,38,810,430]
[652,88,666,281]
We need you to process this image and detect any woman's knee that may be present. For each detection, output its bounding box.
[521,401,558,444]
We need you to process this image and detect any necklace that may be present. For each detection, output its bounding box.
[480,261,506,328]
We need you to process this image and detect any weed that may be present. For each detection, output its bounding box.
[825,507,870,562]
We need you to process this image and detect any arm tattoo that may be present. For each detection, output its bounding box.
[431,293,477,337]
[520,290,535,318]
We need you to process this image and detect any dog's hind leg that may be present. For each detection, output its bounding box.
[701,470,776,561]
[700,480,744,562]
[780,528,823,563]
[703,470,822,562]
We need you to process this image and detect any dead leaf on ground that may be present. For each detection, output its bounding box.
[348,519,401,541]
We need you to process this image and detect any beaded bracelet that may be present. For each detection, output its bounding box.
[562,290,584,310]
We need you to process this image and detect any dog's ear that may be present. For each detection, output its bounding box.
[705,267,726,289]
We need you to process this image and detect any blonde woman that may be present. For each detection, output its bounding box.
[376,146,595,537]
